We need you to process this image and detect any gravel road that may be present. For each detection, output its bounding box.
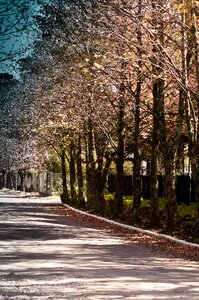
[0,192,199,299]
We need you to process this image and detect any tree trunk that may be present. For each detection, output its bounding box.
[150,77,164,226]
[192,157,199,230]
[2,170,7,188]
[180,7,198,227]
[6,171,11,189]
[150,0,165,227]
[94,154,108,214]
[19,170,26,192]
[114,86,125,217]
[76,134,85,208]
[191,7,199,228]
[93,128,113,214]
[10,171,15,190]
[14,172,18,190]
[85,119,94,210]
[45,172,52,196]
[60,148,70,204]
[69,138,77,207]
[164,154,177,231]
[150,149,159,227]
[92,173,106,214]
[0,171,3,189]
[133,0,142,223]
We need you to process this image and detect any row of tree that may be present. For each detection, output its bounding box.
[0,0,198,231]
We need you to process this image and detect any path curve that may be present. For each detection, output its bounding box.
[0,193,199,299]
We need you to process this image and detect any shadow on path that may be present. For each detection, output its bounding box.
[0,195,199,299]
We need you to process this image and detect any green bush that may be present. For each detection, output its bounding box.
[104,193,198,234]
[181,220,197,236]
[177,203,196,219]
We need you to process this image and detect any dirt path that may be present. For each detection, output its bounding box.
[0,193,198,299]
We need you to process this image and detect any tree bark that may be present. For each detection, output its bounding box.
[60,148,70,204]
[76,134,85,208]
[85,118,95,210]
[2,170,7,188]
[19,170,26,192]
[93,138,112,214]
[114,81,125,217]
[164,153,177,231]
[69,137,77,207]
[150,0,163,226]
[150,79,165,227]
[179,6,198,227]
[191,10,199,228]
[133,0,142,223]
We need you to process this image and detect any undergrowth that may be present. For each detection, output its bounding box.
[104,193,198,243]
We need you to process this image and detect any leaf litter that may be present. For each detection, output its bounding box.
[47,204,199,262]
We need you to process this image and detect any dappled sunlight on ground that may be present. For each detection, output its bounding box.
[0,196,199,299]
